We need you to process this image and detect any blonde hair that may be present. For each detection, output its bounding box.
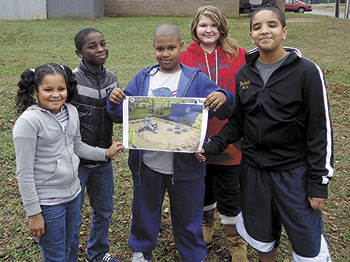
[190,5,239,59]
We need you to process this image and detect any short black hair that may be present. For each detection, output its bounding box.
[250,6,286,31]
[74,28,103,50]
[153,24,181,43]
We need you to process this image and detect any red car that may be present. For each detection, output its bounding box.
[285,0,312,13]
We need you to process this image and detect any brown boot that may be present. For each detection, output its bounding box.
[223,224,248,262]
[202,208,216,245]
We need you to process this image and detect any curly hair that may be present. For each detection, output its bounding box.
[16,63,77,114]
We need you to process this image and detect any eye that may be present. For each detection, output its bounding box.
[100,42,107,47]
[169,46,176,51]
[156,47,163,52]
[252,25,261,31]
[87,44,97,50]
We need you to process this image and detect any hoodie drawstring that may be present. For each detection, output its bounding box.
[204,49,218,85]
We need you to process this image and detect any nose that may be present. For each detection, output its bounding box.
[51,92,60,98]
[96,44,104,52]
[162,50,170,57]
[205,26,212,33]
[260,25,269,34]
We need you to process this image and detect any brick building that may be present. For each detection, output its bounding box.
[105,0,285,18]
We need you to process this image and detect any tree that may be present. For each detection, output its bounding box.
[192,113,203,134]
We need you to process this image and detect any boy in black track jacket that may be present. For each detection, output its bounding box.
[196,6,333,262]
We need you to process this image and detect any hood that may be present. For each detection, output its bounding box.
[186,42,225,58]
[25,103,69,114]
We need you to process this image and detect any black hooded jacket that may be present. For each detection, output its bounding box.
[204,48,334,198]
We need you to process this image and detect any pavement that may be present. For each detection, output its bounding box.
[311,9,346,18]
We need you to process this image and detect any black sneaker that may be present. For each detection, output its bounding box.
[85,253,120,262]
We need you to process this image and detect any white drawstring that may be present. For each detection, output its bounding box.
[204,49,218,85]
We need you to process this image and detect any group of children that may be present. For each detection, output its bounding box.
[13,5,333,262]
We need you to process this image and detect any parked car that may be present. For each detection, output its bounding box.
[285,0,312,13]
[240,0,275,14]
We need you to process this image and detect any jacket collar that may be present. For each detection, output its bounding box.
[141,63,199,97]
[186,42,224,57]
[78,61,107,81]
[245,47,302,68]
[144,63,198,77]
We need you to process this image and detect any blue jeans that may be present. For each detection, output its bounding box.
[39,196,81,262]
[72,160,115,261]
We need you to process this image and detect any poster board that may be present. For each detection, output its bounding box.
[123,96,208,153]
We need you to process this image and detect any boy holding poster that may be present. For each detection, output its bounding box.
[107,24,235,262]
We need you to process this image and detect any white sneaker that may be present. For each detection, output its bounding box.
[131,252,149,262]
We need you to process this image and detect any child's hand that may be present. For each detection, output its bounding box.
[308,197,327,210]
[204,91,227,111]
[109,88,126,104]
[106,142,124,159]
[195,149,206,162]
[29,213,45,237]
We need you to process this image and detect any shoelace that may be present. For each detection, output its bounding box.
[102,253,113,261]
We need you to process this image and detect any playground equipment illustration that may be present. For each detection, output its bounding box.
[124,96,207,152]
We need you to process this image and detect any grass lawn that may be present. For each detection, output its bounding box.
[0,14,349,262]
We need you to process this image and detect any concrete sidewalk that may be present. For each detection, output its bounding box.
[311,9,346,18]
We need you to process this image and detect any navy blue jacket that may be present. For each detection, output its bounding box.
[204,48,334,198]
[107,63,235,183]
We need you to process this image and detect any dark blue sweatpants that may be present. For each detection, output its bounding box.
[128,163,207,262]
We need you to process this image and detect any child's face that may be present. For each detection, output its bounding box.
[196,15,220,48]
[76,32,109,71]
[153,34,184,73]
[250,10,287,54]
[34,73,67,114]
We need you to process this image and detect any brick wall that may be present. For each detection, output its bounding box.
[105,0,241,18]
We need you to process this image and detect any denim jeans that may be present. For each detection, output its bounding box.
[72,160,115,261]
[39,196,81,262]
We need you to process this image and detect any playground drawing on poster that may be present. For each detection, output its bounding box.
[123,96,208,153]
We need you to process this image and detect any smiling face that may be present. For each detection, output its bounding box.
[250,10,287,56]
[196,15,220,53]
[76,31,109,71]
[153,34,184,73]
[34,73,67,114]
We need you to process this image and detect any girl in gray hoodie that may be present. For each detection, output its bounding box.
[13,63,123,262]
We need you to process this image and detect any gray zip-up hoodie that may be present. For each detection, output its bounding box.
[13,103,107,216]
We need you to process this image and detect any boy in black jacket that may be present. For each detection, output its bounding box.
[196,6,333,262]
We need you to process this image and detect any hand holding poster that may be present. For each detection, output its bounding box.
[123,96,208,153]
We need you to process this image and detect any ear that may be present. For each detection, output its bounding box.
[282,26,288,41]
[179,41,184,51]
[75,49,83,59]
[33,88,38,96]
[249,32,255,45]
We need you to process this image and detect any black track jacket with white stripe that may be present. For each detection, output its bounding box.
[203,47,333,198]
[73,62,119,165]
